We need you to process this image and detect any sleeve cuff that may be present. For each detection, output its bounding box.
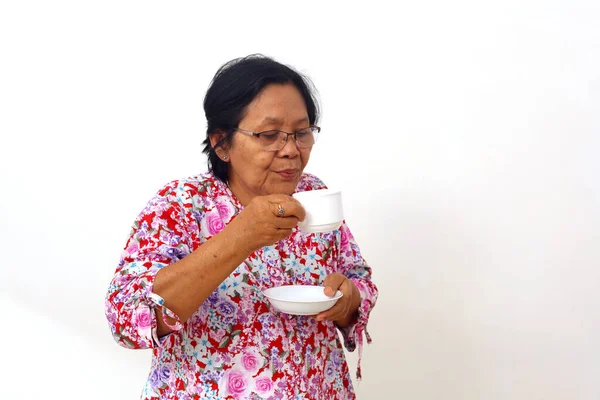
[338,291,373,352]
[122,265,183,348]
[337,278,374,380]
[146,290,183,347]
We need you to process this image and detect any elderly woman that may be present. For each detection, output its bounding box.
[105,55,378,400]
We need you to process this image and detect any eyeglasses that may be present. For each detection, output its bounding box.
[234,125,320,152]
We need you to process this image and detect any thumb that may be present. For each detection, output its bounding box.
[323,273,345,297]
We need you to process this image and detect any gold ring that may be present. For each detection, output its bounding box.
[277,203,285,217]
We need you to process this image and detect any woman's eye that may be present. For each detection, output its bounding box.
[261,132,280,141]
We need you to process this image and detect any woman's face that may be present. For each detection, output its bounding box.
[218,83,313,205]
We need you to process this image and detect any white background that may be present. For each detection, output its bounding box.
[1,1,599,399]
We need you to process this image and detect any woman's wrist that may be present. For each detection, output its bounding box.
[223,216,256,257]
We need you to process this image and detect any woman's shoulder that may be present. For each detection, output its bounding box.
[154,172,227,201]
[296,172,328,193]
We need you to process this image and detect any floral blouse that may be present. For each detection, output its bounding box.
[105,172,378,400]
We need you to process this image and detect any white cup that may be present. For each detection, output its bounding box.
[292,189,344,233]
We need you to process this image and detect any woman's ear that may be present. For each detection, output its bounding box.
[209,130,230,159]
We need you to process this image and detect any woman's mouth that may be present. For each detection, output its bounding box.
[275,169,299,180]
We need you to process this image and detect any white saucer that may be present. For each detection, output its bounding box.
[263,285,343,316]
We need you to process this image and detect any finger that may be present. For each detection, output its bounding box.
[323,273,346,296]
[266,193,294,203]
[316,300,349,322]
[270,201,286,218]
[267,196,306,221]
[318,279,351,321]
[273,229,294,243]
[274,216,300,230]
[285,197,306,222]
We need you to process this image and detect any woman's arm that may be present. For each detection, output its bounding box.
[153,195,305,338]
[297,174,378,331]
[151,218,251,337]
[105,183,304,348]
[105,190,247,348]
[314,222,378,329]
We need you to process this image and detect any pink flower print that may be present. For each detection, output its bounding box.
[135,306,152,330]
[201,208,225,236]
[105,309,116,324]
[212,327,227,343]
[221,369,252,399]
[340,225,350,249]
[238,348,262,374]
[254,373,275,398]
[125,242,139,256]
[215,197,235,222]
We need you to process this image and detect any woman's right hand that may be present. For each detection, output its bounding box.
[228,194,306,254]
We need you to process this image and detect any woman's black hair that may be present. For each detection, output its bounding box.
[202,54,320,182]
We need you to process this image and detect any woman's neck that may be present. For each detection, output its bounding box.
[226,175,255,207]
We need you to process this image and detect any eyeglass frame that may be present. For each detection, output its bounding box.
[233,125,321,151]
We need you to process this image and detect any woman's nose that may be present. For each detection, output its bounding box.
[277,134,300,157]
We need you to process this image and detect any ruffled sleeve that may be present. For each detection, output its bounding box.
[336,221,378,380]
[104,183,193,349]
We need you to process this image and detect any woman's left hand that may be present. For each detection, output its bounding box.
[316,273,362,327]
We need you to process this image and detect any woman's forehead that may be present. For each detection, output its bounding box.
[256,115,310,126]
[242,84,308,127]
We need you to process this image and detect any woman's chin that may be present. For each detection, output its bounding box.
[269,180,300,195]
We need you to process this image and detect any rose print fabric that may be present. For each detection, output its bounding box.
[105,172,378,400]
